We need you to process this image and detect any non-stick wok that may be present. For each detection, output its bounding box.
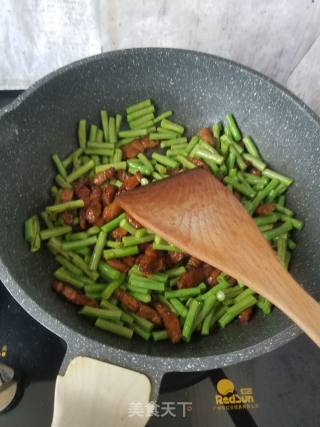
[0,49,319,425]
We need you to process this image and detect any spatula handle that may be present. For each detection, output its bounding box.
[258,267,320,347]
[51,357,151,427]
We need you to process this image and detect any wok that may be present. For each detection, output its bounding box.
[0,48,319,424]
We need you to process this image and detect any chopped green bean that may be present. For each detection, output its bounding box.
[89,231,107,271]
[46,199,84,214]
[61,236,97,250]
[262,168,293,186]
[79,306,121,321]
[152,330,169,341]
[103,246,139,259]
[78,120,87,149]
[95,318,133,339]
[40,225,72,240]
[152,152,178,168]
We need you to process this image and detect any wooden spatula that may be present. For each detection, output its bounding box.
[118,168,320,346]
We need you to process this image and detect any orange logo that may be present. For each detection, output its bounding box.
[214,378,259,410]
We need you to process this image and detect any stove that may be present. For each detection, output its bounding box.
[1,92,320,427]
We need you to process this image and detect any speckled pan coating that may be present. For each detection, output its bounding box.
[0,48,320,395]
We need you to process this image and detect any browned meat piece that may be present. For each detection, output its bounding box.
[122,256,136,267]
[137,304,162,326]
[177,264,213,289]
[138,243,152,253]
[61,210,74,225]
[102,201,123,223]
[115,289,140,312]
[198,128,215,146]
[74,178,89,192]
[102,184,117,206]
[106,259,130,273]
[187,157,209,170]
[92,167,116,185]
[90,185,102,202]
[115,289,162,326]
[122,137,160,159]
[154,302,182,343]
[75,185,91,207]
[94,217,105,228]
[238,307,253,324]
[52,281,98,307]
[187,256,202,270]
[60,189,74,203]
[85,200,102,225]
[125,213,142,229]
[79,208,87,230]
[233,191,241,202]
[250,167,261,177]
[227,276,237,286]
[122,139,145,159]
[140,136,160,150]
[123,172,142,191]
[138,247,166,275]
[117,170,131,183]
[111,227,128,241]
[206,268,221,287]
[167,251,186,266]
[255,203,276,216]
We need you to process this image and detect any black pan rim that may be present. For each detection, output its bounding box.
[1,47,313,374]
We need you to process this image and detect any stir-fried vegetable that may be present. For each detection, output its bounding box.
[24,99,303,343]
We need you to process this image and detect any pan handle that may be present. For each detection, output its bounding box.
[51,356,163,427]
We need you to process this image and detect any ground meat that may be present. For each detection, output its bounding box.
[106,259,130,273]
[250,167,261,177]
[255,203,276,216]
[115,289,162,325]
[206,268,221,287]
[238,307,253,324]
[102,184,117,206]
[125,213,142,229]
[111,227,128,241]
[60,189,74,203]
[52,281,98,307]
[102,201,123,223]
[138,247,166,275]
[187,157,209,170]
[154,302,182,343]
[61,210,74,225]
[79,208,87,230]
[85,200,102,225]
[177,264,213,289]
[198,128,215,146]
[92,167,116,185]
[187,256,202,270]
